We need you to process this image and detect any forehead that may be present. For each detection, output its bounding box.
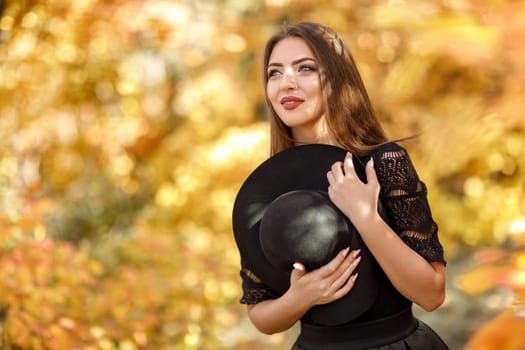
[268,37,315,63]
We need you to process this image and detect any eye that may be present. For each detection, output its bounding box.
[299,65,316,72]
[267,69,282,78]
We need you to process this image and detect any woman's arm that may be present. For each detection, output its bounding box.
[327,153,446,311]
[247,247,361,334]
[351,213,446,311]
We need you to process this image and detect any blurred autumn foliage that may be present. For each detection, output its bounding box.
[0,0,524,349]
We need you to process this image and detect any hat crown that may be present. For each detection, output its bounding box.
[260,190,353,271]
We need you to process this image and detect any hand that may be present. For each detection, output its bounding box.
[289,247,361,307]
[326,152,380,226]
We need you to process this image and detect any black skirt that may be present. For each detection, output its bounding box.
[292,308,449,350]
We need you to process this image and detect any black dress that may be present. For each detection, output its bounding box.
[238,143,449,350]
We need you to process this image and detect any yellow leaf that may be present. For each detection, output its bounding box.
[455,264,513,295]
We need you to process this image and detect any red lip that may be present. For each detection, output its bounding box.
[280,96,304,110]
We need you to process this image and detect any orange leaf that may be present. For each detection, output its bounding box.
[465,309,525,350]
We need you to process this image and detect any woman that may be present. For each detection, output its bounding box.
[236,22,448,349]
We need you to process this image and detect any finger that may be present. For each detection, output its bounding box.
[366,157,378,186]
[332,273,359,300]
[330,255,361,292]
[330,161,345,181]
[290,262,306,282]
[330,249,360,283]
[318,247,349,278]
[326,170,335,186]
[343,152,356,178]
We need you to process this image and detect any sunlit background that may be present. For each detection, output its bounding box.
[0,0,524,349]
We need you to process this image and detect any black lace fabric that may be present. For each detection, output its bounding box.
[240,267,279,304]
[239,142,445,305]
[374,143,444,264]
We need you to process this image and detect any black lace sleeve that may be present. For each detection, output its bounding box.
[372,143,445,264]
[239,260,279,304]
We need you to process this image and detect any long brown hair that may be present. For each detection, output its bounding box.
[263,22,389,156]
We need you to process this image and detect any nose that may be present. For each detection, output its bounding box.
[282,70,297,90]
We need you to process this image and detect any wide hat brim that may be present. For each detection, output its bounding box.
[232,144,380,326]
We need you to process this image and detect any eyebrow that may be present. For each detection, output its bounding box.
[267,57,316,68]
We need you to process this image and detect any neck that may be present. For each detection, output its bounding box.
[291,119,340,147]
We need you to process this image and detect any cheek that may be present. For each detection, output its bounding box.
[309,77,322,93]
[266,82,279,105]
[312,82,324,106]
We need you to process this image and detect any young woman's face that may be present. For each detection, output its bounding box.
[266,37,325,143]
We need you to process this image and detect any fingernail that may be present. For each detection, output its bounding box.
[343,247,350,257]
[293,262,304,271]
[351,273,359,282]
[352,249,361,258]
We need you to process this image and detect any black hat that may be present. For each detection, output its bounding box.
[232,144,381,326]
